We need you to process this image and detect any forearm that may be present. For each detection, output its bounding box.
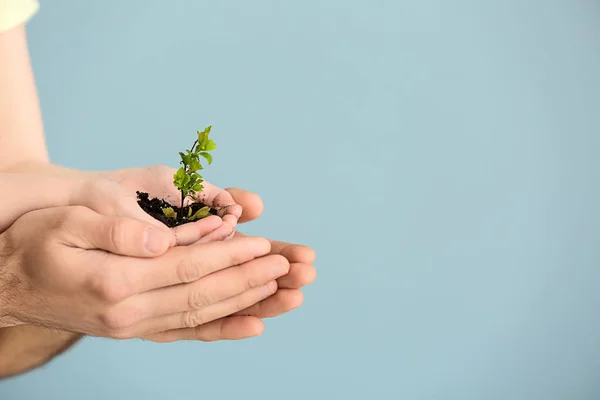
[0,326,81,379]
[0,24,79,376]
[0,173,79,231]
[0,24,48,169]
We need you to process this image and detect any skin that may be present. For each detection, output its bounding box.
[0,22,316,377]
[0,173,316,376]
[0,19,48,169]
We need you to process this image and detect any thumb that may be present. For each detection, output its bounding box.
[59,206,173,257]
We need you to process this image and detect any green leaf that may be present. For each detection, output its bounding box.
[199,152,213,165]
[162,207,177,219]
[187,207,193,218]
[192,182,204,193]
[204,139,217,151]
[189,157,203,172]
[174,168,186,181]
[182,174,191,186]
[197,131,208,149]
[188,206,211,221]
[197,126,213,150]
[173,178,184,190]
[179,152,190,166]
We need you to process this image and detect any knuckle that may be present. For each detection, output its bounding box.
[244,275,262,291]
[182,311,204,328]
[193,325,213,342]
[105,327,132,340]
[100,307,138,331]
[176,256,203,283]
[89,272,130,303]
[188,288,212,310]
[107,219,130,252]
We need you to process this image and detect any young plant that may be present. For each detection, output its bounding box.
[161,126,217,221]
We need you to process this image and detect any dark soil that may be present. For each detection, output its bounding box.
[136,191,218,228]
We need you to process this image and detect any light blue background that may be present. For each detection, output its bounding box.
[1,0,600,399]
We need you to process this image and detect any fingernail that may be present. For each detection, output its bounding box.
[262,282,277,297]
[270,264,289,280]
[253,238,271,257]
[144,227,168,254]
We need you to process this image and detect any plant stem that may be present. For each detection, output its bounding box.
[179,190,185,219]
[190,140,198,154]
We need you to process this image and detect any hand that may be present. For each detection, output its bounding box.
[0,205,290,340]
[0,173,209,235]
[3,162,242,244]
[145,188,317,342]
[4,162,317,342]
[98,165,242,244]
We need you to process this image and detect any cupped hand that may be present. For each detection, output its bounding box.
[0,205,289,340]
[0,174,226,240]
[101,165,242,244]
[3,162,241,244]
[3,162,317,342]
[144,188,317,342]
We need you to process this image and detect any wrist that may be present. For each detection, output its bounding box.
[1,160,84,178]
[1,159,50,173]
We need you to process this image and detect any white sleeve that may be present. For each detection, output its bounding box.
[0,0,39,32]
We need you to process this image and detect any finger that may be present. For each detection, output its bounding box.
[234,232,317,263]
[195,212,238,243]
[123,255,289,319]
[235,289,304,319]
[130,282,277,336]
[191,181,237,209]
[225,188,264,223]
[143,316,264,343]
[273,242,317,264]
[171,215,223,246]
[190,181,242,223]
[115,236,272,294]
[276,263,317,289]
[58,206,172,257]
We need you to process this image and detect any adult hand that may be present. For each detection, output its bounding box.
[3,163,317,342]
[0,206,289,340]
[145,188,318,342]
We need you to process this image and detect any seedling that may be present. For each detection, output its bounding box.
[136,126,219,228]
[161,125,217,221]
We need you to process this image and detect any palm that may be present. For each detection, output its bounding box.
[102,165,242,244]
